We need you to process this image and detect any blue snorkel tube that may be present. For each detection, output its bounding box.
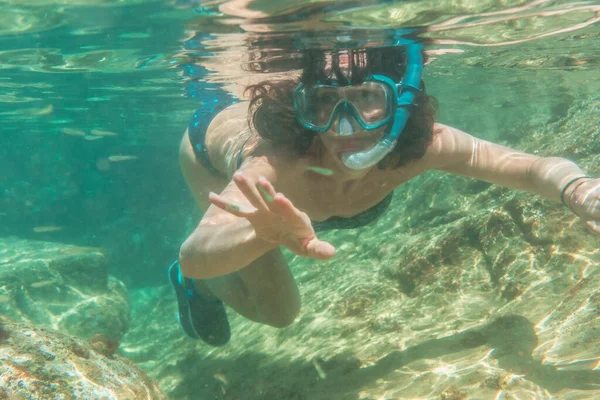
[341,43,423,170]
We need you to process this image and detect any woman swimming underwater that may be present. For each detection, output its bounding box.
[169,41,600,346]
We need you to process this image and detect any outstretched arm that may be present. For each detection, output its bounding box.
[426,124,599,233]
[429,125,586,201]
[180,156,335,279]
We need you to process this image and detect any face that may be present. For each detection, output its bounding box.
[295,52,399,172]
[295,81,393,170]
[294,82,393,174]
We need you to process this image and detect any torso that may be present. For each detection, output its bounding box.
[182,102,441,222]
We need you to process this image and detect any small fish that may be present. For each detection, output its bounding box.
[86,97,109,102]
[305,166,334,176]
[108,155,138,162]
[61,128,86,137]
[90,129,118,137]
[213,372,228,385]
[32,105,54,116]
[33,226,63,233]
[84,135,103,141]
[50,119,75,125]
[120,32,151,39]
[60,247,103,255]
[312,359,327,379]
[31,280,55,288]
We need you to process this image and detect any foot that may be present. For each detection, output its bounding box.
[191,278,218,301]
[168,261,231,346]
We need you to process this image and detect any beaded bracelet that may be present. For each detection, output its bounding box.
[560,176,591,206]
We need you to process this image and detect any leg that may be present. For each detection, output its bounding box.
[198,247,301,328]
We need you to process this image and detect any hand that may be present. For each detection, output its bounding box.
[566,178,600,235]
[208,172,336,259]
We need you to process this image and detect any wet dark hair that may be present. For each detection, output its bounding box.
[244,46,439,169]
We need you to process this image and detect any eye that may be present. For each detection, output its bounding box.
[321,94,337,104]
[358,89,377,101]
[315,93,339,109]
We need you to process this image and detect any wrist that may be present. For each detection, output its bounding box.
[560,176,591,206]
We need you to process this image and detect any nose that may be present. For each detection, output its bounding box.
[335,112,360,136]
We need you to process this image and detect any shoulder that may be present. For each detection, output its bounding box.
[389,123,468,177]
[387,123,483,185]
[208,101,250,132]
[179,102,251,177]
[200,100,295,179]
[202,102,253,176]
[419,123,475,169]
[426,123,468,153]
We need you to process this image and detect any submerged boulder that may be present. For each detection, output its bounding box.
[0,237,129,342]
[0,318,165,399]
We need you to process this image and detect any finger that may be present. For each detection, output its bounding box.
[208,192,254,217]
[233,172,268,211]
[584,220,600,236]
[305,239,336,260]
[269,192,302,218]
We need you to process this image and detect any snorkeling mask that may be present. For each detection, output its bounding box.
[293,75,396,134]
[293,43,424,170]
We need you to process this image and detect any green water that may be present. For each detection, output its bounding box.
[1,0,599,399]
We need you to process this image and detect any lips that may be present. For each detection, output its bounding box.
[339,143,365,151]
[336,138,377,152]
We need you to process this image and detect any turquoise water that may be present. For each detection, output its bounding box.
[1,1,600,399]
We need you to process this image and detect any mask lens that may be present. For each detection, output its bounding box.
[294,86,341,129]
[348,82,390,125]
[294,80,393,131]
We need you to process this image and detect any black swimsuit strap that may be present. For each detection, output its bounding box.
[188,99,238,178]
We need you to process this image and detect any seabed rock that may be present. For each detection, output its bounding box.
[119,96,599,399]
[0,237,129,342]
[0,318,165,400]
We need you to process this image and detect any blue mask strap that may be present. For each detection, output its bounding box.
[386,43,423,142]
